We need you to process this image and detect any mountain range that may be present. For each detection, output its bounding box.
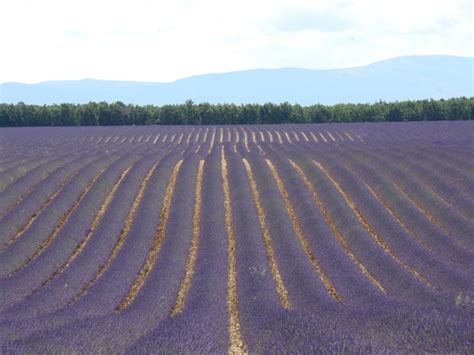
[1,55,472,106]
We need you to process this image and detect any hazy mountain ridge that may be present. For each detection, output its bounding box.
[1,55,472,105]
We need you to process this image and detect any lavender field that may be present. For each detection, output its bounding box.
[0,122,473,353]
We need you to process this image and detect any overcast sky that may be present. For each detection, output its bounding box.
[0,0,472,83]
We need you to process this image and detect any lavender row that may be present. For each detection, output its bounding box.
[276,139,471,269]
[307,151,472,296]
[0,151,143,313]
[0,139,104,213]
[0,145,175,320]
[0,152,123,281]
[324,146,474,272]
[345,146,474,250]
[380,148,474,218]
[0,154,101,247]
[3,149,223,353]
[0,146,181,345]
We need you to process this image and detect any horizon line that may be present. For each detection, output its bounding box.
[1,54,471,86]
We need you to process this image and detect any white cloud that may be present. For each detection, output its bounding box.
[0,0,471,83]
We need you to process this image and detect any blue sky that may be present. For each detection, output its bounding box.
[0,0,472,83]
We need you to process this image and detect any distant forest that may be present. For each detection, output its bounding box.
[0,97,472,127]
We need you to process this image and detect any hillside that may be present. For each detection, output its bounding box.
[1,55,472,105]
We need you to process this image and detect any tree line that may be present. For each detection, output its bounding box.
[0,97,472,127]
